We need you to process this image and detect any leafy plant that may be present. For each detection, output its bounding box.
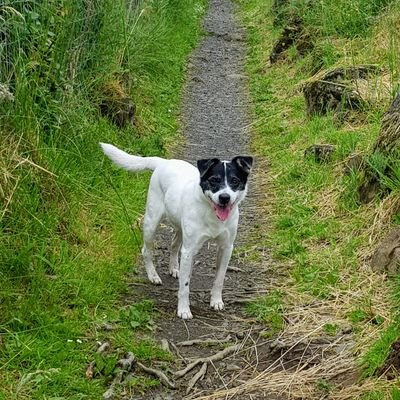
[124,300,155,331]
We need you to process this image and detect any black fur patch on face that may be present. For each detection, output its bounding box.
[197,156,253,194]
[198,159,225,193]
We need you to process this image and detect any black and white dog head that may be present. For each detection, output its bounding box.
[197,156,253,221]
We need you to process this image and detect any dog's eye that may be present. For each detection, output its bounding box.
[230,177,240,187]
[209,177,221,185]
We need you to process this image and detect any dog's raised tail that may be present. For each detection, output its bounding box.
[100,143,164,172]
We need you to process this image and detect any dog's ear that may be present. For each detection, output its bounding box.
[232,156,253,174]
[197,158,220,178]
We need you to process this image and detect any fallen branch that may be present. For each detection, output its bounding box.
[175,343,240,378]
[137,361,176,389]
[177,335,231,347]
[186,362,208,394]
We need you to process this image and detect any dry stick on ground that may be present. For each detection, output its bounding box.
[177,335,232,347]
[186,362,208,395]
[169,340,187,364]
[174,343,241,378]
[227,266,244,272]
[137,362,176,389]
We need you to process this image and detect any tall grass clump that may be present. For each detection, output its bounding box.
[281,0,394,38]
[0,0,205,397]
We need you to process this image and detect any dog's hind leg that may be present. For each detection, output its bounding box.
[210,243,234,311]
[142,193,164,285]
[169,229,182,279]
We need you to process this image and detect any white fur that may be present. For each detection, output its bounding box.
[100,143,247,319]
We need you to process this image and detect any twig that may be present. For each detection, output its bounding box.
[186,362,208,394]
[227,266,244,272]
[177,335,231,347]
[169,340,186,363]
[85,361,96,379]
[175,343,240,378]
[137,361,176,389]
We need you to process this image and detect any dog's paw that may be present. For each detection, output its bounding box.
[177,307,193,320]
[148,273,162,285]
[169,269,179,279]
[210,299,225,311]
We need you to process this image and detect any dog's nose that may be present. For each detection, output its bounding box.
[219,193,230,205]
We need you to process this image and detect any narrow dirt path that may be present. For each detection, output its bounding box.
[126,2,360,399]
[129,1,275,399]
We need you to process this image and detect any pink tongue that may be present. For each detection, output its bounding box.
[215,206,230,221]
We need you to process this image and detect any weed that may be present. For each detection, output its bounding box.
[123,300,155,331]
[323,323,340,336]
[316,378,335,394]
[246,291,284,335]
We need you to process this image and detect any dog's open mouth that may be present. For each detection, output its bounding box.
[213,204,233,221]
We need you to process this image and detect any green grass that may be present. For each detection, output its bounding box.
[237,0,400,395]
[246,291,284,336]
[0,0,206,398]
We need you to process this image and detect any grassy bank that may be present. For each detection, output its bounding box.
[0,0,205,398]
[237,0,400,397]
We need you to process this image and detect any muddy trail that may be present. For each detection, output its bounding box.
[124,1,353,399]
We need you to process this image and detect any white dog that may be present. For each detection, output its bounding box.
[100,143,253,319]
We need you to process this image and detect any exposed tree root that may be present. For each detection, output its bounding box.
[186,362,208,394]
[137,361,176,389]
[175,343,241,379]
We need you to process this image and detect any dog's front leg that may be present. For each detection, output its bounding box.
[177,243,200,320]
[210,243,234,311]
